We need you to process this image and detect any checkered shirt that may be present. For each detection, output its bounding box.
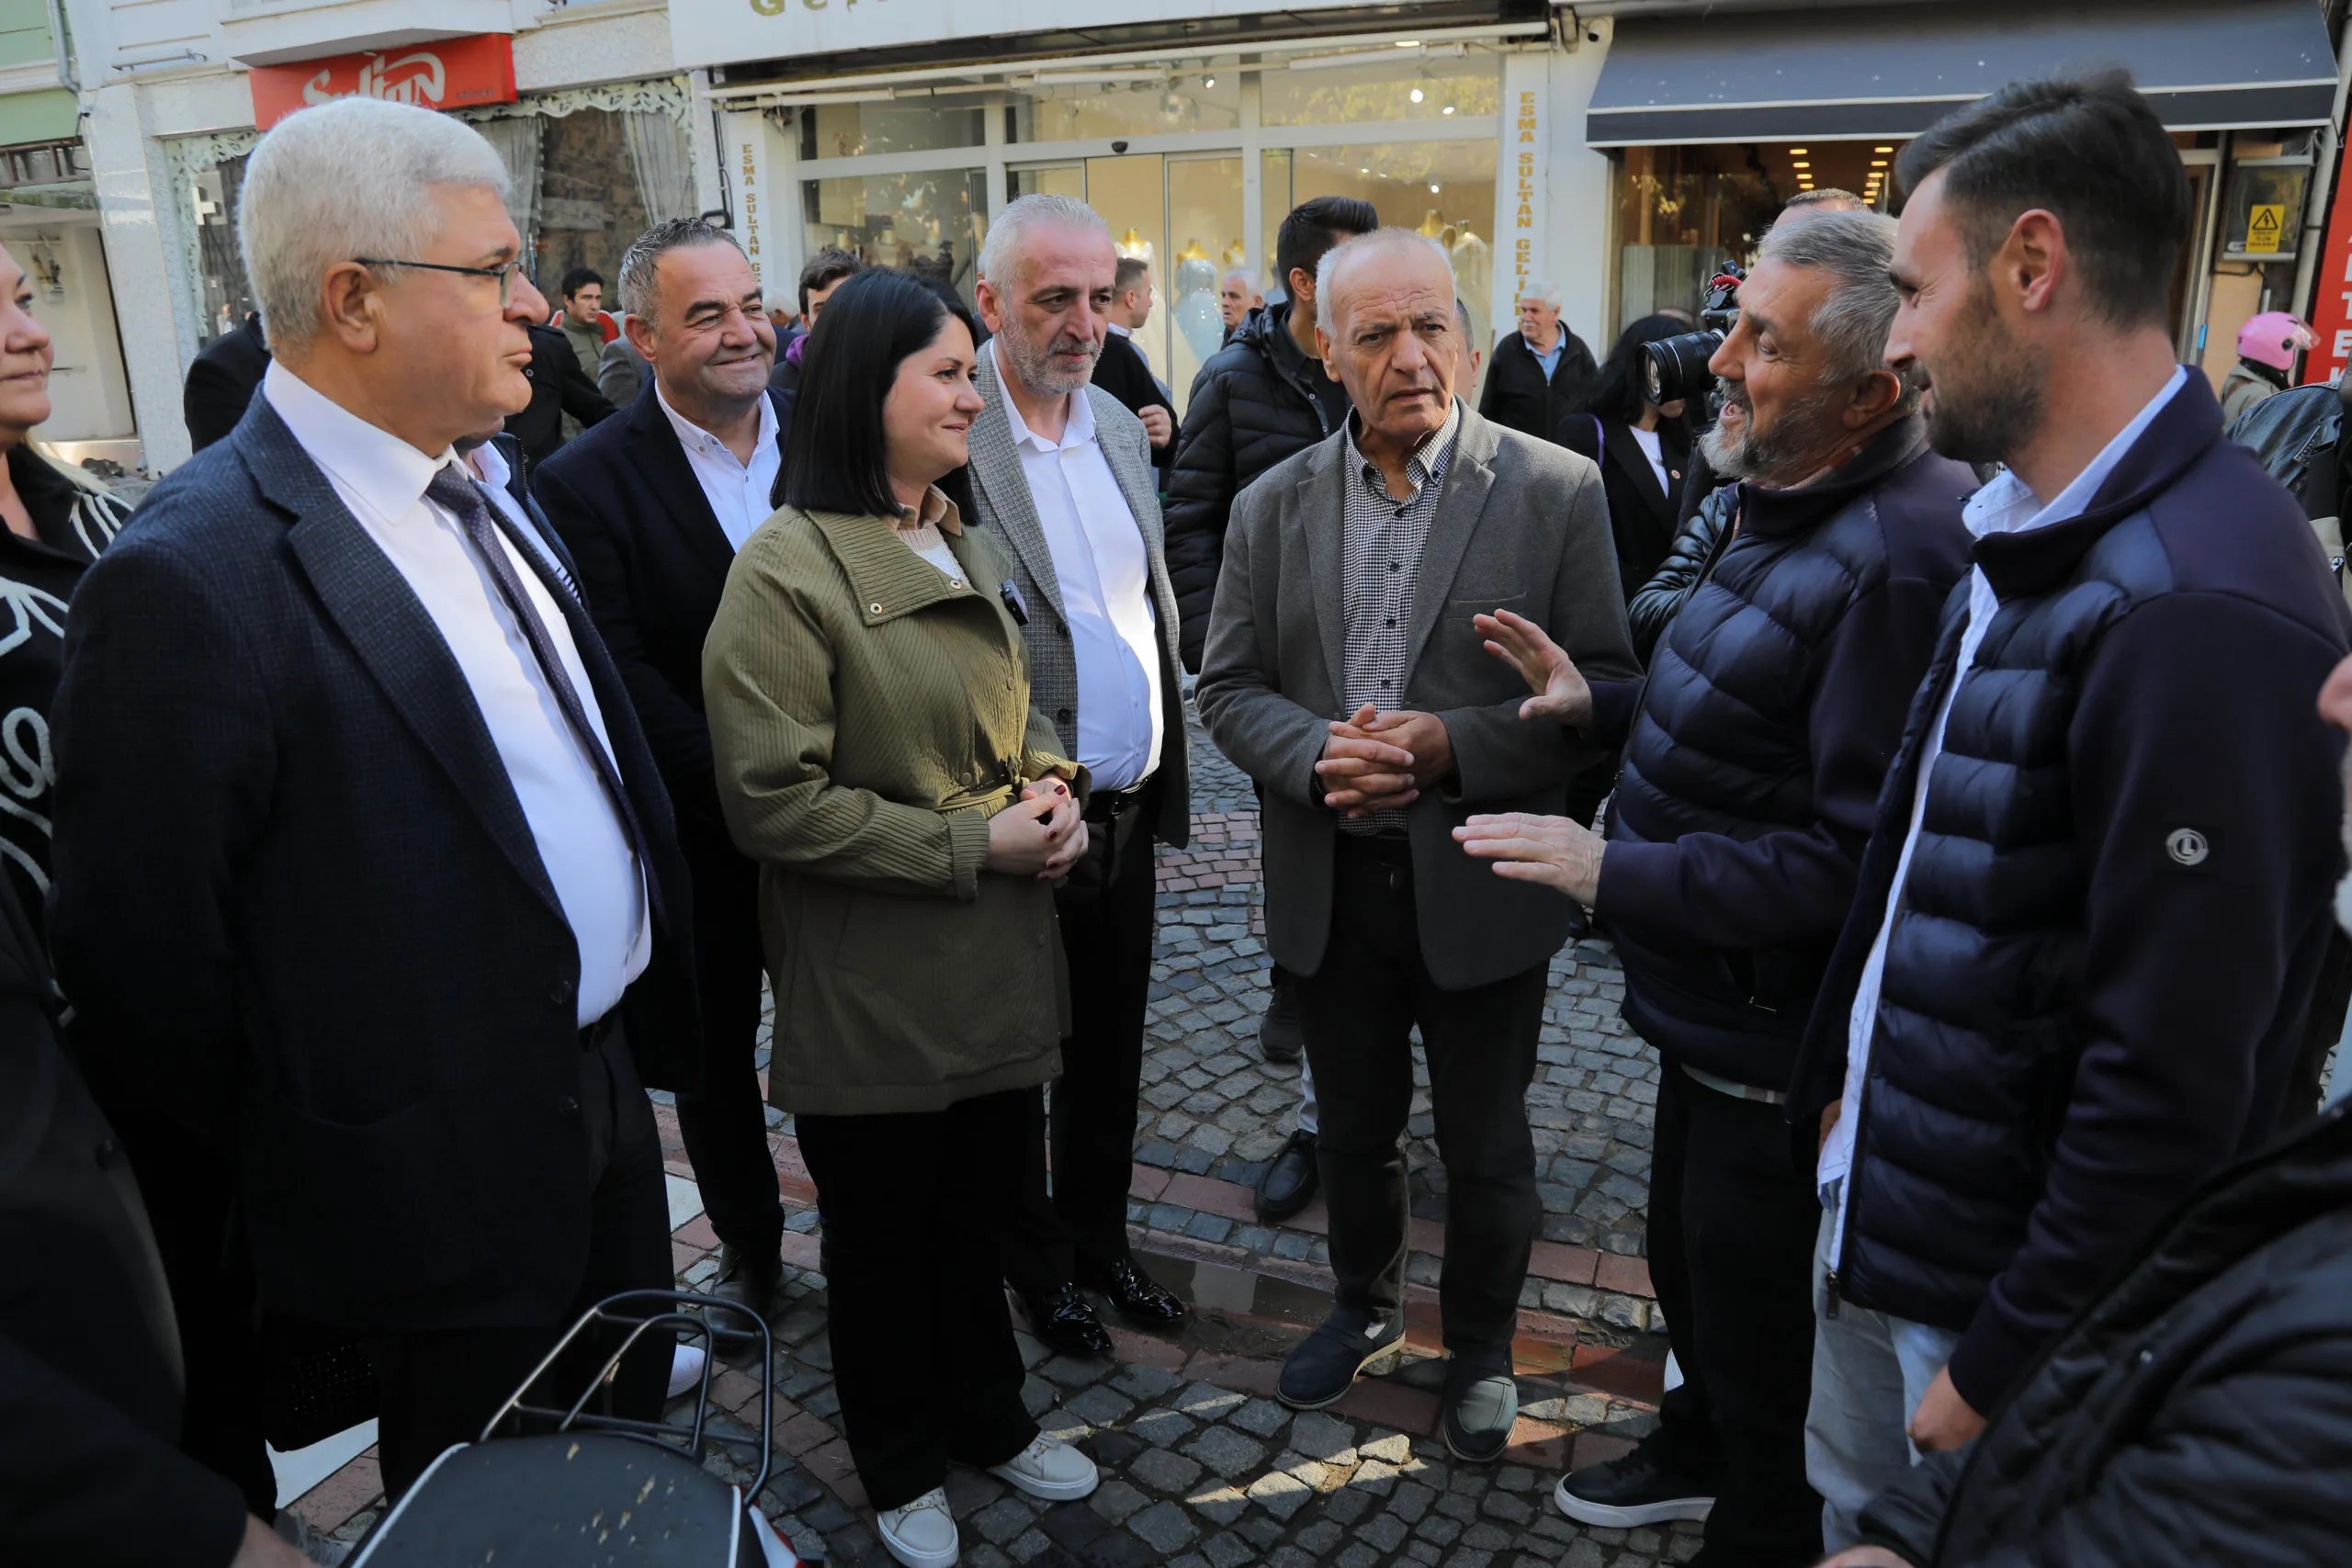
[1338,398,1462,836]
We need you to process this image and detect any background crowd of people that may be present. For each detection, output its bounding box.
[8,62,2352,1568]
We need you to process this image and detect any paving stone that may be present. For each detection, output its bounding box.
[1186,1483,1251,1527]
[1199,1530,1256,1568]
[1063,1383,1134,1428]
[972,1497,1037,1545]
[1171,1382,1248,1422]
[1126,1446,1202,1495]
[1228,1397,1292,1438]
[1127,1500,1201,1554]
[1390,1478,1439,1523]
[1243,1467,1315,1521]
[1360,1432,1416,1465]
[1182,1424,1268,1479]
[1127,1406,1196,1449]
[1112,1365,1182,1403]
[1289,1411,1358,1464]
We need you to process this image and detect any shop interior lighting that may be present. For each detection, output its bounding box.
[1874,145,1894,153]
[1871,159,1888,168]
[1410,86,1425,102]
[1204,75,1216,87]
[1787,147,1808,156]
[1442,103,1456,115]
[1792,161,1810,170]
[1396,39,1420,47]
[1430,183,1441,193]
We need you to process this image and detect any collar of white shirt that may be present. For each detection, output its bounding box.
[992,338,1097,454]
[1106,322,1132,339]
[261,359,453,522]
[1961,364,2188,543]
[654,378,778,468]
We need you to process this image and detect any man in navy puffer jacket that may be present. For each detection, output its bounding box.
[1782,73,2351,1554]
[1459,209,1973,1568]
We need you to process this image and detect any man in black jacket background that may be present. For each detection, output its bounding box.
[1162,194,1374,1219]
[1477,281,1595,445]
[536,217,794,1325]
[1788,74,2349,1551]
[1464,211,1974,1568]
[506,319,616,471]
[184,312,269,453]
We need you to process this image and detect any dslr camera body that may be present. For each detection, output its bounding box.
[1643,263,1747,407]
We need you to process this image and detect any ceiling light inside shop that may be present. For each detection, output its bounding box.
[1396,39,1420,47]
[1430,183,1441,193]
[1204,75,1216,87]
[1442,103,1456,115]
[1410,87,1425,102]
[1788,148,1808,156]
[1792,161,1810,170]
[1871,160,1888,167]
[1874,145,1894,152]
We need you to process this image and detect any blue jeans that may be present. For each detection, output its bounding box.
[1804,1204,1963,1551]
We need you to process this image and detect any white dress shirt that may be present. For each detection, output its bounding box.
[1818,366,2188,1261]
[656,382,781,551]
[992,338,1164,791]
[264,362,651,1026]
[1628,423,1669,497]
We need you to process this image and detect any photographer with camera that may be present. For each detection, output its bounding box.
[1455,209,1973,1568]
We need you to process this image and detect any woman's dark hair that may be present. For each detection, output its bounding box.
[1581,314,1693,423]
[781,267,978,518]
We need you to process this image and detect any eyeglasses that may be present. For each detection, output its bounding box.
[352,256,526,307]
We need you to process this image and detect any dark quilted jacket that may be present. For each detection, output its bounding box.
[1857,1101,2352,1568]
[1792,374,2352,1414]
[1595,419,1973,1090]
[1164,303,1346,670]
[1626,482,1732,661]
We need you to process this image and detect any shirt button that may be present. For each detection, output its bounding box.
[1385,617,1396,628]
[548,978,576,1009]
[1388,562,1400,572]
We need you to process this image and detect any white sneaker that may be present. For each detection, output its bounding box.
[667,1343,708,1400]
[984,1432,1099,1502]
[876,1487,959,1567]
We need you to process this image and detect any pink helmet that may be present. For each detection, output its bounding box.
[2238,310,2315,372]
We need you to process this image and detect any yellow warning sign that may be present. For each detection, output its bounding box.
[2248,203,2287,254]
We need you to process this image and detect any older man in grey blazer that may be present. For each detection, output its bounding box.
[1198,229,1637,1460]
[968,195,1194,1358]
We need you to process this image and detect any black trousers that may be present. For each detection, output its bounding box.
[672,823,786,1262]
[109,1108,278,1519]
[363,1021,673,1501]
[798,1089,1038,1510]
[1646,1061,1823,1568]
[1296,836,1547,1354]
[1001,785,1159,1293]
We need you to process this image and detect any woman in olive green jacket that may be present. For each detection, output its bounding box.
[703,269,1102,1567]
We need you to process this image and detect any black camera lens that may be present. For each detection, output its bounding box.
[1642,330,1724,406]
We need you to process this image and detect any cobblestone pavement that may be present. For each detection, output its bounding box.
[288,699,1679,1565]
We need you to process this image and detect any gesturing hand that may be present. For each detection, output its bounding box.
[1453,810,1605,906]
[1475,608,1592,728]
[1316,703,1420,816]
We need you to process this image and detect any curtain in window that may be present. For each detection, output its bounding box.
[474,114,545,254]
[622,110,695,230]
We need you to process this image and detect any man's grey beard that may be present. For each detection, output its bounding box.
[1699,386,1842,485]
[997,321,1100,397]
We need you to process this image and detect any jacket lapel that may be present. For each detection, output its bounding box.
[1606,423,1670,520]
[1401,407,1499,682]
[624,385,741,588]
[969,348,1068,621]
[1296,438,1350,705]
[246,404,566,923]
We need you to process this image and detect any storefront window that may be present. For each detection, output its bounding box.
[1260,55,1498,128]
[536,106,680,293]
[189,153,258,346]
[799,95,990,161]
[1006,76,1241,141]
[804,168,989,307]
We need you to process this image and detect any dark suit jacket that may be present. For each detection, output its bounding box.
[48,395,700,1336]
[1196,407,1639,990]
[508,322,615,471]
[534,383,795,842]
[1559,412,1692,602]
[0,873,248,1567]
[183,313,268,453]
[1093,330,1175,480]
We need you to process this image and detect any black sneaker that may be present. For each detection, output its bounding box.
[1553,1432,1718,1527]
[1259,972,1304,1063]
[1277,1307,1405,1409]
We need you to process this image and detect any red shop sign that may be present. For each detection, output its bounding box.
[249,34,517,131]
[2305,130,2352,385]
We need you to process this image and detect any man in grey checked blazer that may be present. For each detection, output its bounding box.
[968,196,1193,1356]
[1197,230,1638,1459]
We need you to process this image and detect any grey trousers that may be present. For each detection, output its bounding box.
[1804,1205,1962,1551]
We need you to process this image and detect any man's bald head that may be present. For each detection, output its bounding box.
[1314,227,1456,334]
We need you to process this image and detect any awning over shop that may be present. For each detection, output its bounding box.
[1585,0,2340,146]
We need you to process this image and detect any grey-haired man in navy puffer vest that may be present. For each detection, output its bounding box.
[1459,209,1973,1568]
[1778,74,2348,1562]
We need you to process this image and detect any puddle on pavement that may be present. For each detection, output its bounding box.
[1162,1254,1333,1326]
